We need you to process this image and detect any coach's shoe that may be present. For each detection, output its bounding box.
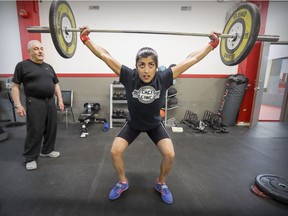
[155,181,173,204]
[40,151,60,158]
[109,179,129,200]
[26,160,37,171]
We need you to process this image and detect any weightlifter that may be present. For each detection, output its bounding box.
[80,26,220,204]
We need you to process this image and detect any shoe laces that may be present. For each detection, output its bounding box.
[115,182,127,194]
[159,184,170,195]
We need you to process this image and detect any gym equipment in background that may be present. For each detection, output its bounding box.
[78,102,109,138]
[202,110,228,133]
[57,90,75,128]
[110,81,128,128]
[5,78,26,128]
[218,74,249,126]
[181,110,207,133]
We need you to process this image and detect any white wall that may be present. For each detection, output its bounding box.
[39,0,238,74]
[265,1,288,60]
[0,1,22,74]
[0,0,287,75]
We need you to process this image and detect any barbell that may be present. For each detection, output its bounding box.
[27,0,280,66]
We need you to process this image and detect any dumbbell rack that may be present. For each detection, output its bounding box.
[163,80,179,127]
[109,83,128,128]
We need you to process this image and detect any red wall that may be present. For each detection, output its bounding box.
[236,1,269,124]
[16,0,41,60]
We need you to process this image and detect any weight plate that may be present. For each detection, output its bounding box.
[251,184,271,199]
[49,0,77,58]
[220,3,260,66]
[255,174,288,204]
[211,115,221,130]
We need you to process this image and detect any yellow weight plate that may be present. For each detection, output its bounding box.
[220,3,260,66]
[49,0,77,58]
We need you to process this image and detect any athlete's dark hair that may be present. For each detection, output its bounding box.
[136,47,158,68]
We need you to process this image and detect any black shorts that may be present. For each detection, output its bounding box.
[116,121,171,145]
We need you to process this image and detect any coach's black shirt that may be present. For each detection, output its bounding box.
[13,59,59,99]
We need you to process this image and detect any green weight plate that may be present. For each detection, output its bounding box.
[220,3,260,66]
[49,0,77,58]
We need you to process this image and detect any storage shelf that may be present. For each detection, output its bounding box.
[110,84,128,128]
[112,84,124,88]
[167,93,179,98]
[111,118,126,122]
[163,81,179,127]
[112,100,127,104]
[162,105,179,111]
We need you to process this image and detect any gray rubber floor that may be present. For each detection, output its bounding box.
[0,121,287,216]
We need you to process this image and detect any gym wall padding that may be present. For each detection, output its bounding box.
[218,74,248,126]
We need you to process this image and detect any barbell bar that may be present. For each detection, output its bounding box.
[27,26,235,39]
[27,26,280,42]
[26,0,281,66]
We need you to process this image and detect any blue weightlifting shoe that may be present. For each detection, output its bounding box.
[109,179,129,200]
[155,182,173,204]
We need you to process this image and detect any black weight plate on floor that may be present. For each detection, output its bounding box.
[255,174,288,204]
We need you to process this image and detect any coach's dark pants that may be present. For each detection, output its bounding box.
[23,96,57,162]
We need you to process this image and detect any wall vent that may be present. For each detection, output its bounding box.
[181,6,192,11]
[89,5,100,10]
